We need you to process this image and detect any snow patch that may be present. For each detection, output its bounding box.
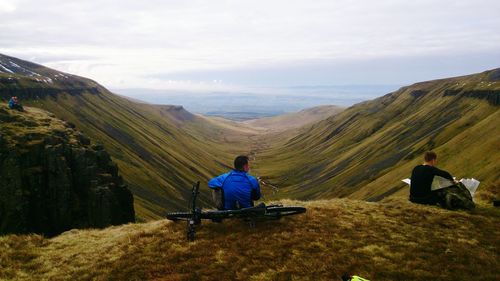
[0,63,14,73]
[8,60,42,77]
[28,69,42,77]
[54,72,69,79]
[9,61,21,68]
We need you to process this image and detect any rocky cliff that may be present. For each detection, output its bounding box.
[0,106,135,236]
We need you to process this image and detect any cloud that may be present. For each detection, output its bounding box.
[0,0,17,13]
[1,0,499,90]
[148,50,500,86]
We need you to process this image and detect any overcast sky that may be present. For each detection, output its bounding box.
[1,0,500,91]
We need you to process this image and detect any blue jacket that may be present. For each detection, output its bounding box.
[208,170,261,210]
[8,98,15,109]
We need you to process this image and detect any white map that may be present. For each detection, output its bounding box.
[402,177,480,198]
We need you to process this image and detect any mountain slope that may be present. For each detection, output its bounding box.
[0,54,256,221]
[2,53,499,219]
[254,69,500,202]
[1,199,498,281]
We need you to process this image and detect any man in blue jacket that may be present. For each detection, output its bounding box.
[208,155,261,210]
[8,96,24,111]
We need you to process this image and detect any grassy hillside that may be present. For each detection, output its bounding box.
[254,69,500,202]
[244,105,344,132]
[2,53,499,221]
[0,54,256,221]
[1,54,499,281]
[0,199,498,281]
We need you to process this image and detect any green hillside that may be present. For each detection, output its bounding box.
[0,54,256,221]
[244,105,344,132]
[2,53,499,221]
[1,54,499,281]
[1,199,498,281]
[254,69,500,202]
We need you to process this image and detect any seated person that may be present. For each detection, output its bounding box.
[8,96,24,111]
[410,151,455,205]
[208,155,261,210]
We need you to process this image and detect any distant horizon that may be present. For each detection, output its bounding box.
[2,50,498,119]
[112,84,400,120]
[3,50,499,94]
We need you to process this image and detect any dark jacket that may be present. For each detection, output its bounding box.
[410,164,454,203]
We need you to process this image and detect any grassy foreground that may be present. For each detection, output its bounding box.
[1,199,498,281]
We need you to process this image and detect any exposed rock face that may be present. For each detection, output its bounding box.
[0,107,135,236]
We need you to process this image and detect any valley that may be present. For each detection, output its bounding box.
[1,54,499,223]
[2,2,500,280]
[254,70,500,204]
[1,54,499,281]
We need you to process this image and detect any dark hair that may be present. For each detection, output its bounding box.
[234,155,249,171]
[424,151,437,162]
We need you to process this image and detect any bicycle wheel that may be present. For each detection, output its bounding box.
[202,207,265,220]
[264,206,306,219]
[166,212,193,221]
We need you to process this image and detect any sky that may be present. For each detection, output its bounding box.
[1,0,500,92]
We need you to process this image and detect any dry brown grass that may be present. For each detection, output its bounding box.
[1,199,499,281]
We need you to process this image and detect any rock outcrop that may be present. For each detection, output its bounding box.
[0,106,135,236]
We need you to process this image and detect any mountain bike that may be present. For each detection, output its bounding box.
[166,182,306,240]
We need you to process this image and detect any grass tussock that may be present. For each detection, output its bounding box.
[1,199,499,281]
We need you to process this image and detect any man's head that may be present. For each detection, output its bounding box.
[424,151,437,166]
[234,155,250,172]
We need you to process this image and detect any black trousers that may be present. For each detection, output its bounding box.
[10,104,24,111]
[410,191,443,205]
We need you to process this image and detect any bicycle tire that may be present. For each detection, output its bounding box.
[264,206,306,218]
[166,212,193,221]
[166,209,259,221]
[166,208,260,221]
[167,206,306,221]
[202,207,266,219]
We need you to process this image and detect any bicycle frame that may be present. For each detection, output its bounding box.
[187,181,201,240]
[172,181,305,241]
